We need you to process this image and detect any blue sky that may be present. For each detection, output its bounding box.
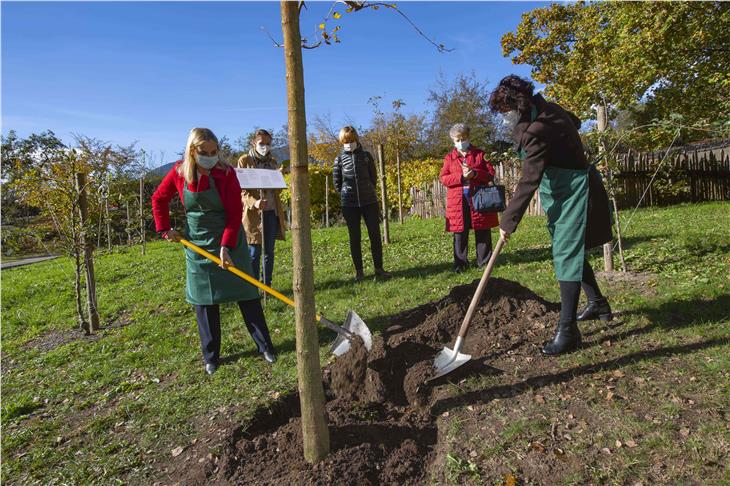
[2,1,545,166]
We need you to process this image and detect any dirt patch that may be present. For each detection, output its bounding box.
[596,270,658,296]
[164,277,561,485]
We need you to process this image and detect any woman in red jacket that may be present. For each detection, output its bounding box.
[440,123,499,272]
[152,128,276,375]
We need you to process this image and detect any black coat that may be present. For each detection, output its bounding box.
[333,147,379,208]
[500,94,612,249]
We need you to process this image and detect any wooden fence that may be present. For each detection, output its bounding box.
[410,138,730,219]
[613,139,730,208]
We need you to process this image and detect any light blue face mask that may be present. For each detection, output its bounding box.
[197,154,219,169]
[455,140,470,151]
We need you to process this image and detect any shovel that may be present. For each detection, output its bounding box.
[430,236,506,381]
[179,238,372,356]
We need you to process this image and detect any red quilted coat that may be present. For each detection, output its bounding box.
[440,146,499,233]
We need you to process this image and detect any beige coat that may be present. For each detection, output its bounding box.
[237,154,287,245]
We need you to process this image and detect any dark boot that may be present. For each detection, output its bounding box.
[542,320,581,356]
[577,297,612,322]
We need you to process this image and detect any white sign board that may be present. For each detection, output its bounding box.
[235,168,288,190]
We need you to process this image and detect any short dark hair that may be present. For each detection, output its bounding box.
[253,129,273,145]
[489,75,535,114]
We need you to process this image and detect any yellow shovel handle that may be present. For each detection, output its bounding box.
[179,238,300,312]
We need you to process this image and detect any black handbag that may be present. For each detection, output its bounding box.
[471,184,506,213]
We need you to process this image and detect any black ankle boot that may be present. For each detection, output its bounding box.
[577,297,612,322]
[541,320,581,356]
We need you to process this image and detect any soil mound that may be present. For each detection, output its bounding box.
[170,277,559,485]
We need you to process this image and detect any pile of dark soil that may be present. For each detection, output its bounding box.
[167,277,559,485]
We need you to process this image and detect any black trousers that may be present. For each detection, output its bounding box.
[342,203,384,272]
[559,258,604,323]
[194,298,274,364]
[453,195,493,269]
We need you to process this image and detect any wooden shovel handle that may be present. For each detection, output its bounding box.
[457,236,506,339]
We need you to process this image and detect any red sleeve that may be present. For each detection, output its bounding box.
[440,154,462,188]
[472,151,495,185]
[219,167,243,248]
[151,165,182,233]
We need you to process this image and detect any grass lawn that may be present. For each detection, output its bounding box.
[2,202,729,484]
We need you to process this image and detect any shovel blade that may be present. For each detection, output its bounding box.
[330,310,373,357]
[430,346,471,381]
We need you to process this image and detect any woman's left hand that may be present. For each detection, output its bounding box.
[219,247,233,269]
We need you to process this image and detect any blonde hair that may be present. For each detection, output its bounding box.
[338,126,360,144]
[178,128,229,184]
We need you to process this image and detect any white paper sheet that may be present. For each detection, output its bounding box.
[235,168,288,189]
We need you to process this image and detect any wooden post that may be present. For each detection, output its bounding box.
[280,0,330,463]
[139,177,146,255]
[325,175,330,228]
[396,147,403,224]
[76,172,100,332]
[596,103,614,272]
[377,144,390,244]
[126,201,132,246]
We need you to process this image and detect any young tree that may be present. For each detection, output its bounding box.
[280,0,330,463]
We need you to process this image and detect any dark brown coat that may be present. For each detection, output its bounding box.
[500,94,612,249]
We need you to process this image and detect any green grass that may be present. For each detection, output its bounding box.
[2,202,729,484]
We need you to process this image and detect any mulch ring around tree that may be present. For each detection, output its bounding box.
[163,277,604,485]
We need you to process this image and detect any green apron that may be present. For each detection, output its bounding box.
[183,174,259,305]
[538,166,590,282]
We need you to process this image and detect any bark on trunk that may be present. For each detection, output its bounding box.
[77,172,100,332]
[280,0,330,463]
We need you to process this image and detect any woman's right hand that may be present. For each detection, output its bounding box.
[165,229,182,242]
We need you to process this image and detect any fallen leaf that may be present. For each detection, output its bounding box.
[626,439,637,448]
[615,440,623,448]
[171,446,184,457]
[612,370,625,378]
[601,447,612,454]
[505,474,517,486]
[441,411,449,417]
[530,442,545,453]
[606,391,615,401]
[680,428,690,437]
[534,394,545,404]
[469,450,478,458]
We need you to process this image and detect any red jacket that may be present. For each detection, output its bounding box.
[440,146,499,232]
[151,161,243,248]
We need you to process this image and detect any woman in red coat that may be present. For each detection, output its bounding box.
[152,128,276,375]
[440,123,499,272]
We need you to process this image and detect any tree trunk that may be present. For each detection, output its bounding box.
[325,175,330,228]
[596,103,614,272]
[377,144,390,244]
[76,172,100,332]
[396,146,403,224]
[140,177,146,255]
[280,0,330,463]
[126,201,132,246]
[70,203,88,333]
[105,195,111,252]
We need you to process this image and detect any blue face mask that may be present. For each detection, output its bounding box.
[197,154,219,169]
[455,140,470,152]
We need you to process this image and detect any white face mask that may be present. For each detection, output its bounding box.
[502,110,521,131]
[256,143,270,156]
[196,154,219,169]
[343,142,357,152]
[455,140,470,152]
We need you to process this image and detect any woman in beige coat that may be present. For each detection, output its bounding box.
[238,129,287,286]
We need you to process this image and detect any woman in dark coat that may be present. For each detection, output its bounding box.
[333,126,391,281]
[439,123,499,272]
[489,75,613,356]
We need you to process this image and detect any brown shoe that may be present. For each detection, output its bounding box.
[374,268,391,280]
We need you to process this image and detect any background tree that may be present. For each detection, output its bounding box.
[426,72,497,155]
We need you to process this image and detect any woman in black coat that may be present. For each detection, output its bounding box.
[489,75,613,356]
[333,126,391,281]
